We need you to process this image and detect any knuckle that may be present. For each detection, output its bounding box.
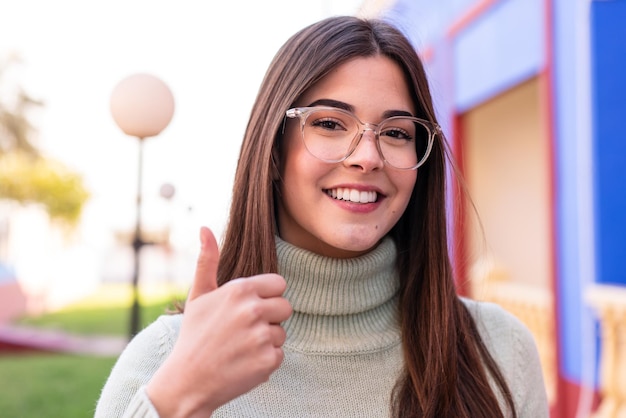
[235,280,253,295]
[273,347,285,368]
[225,279,250,299]
[258,347,283,373]
[251,326,271,347]
[245,303,263,323]
[195,253,209,269]
[277,327,287,345]
[282,299,293,317]
[273,274,287,292]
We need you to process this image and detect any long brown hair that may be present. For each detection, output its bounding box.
[216,16,516,418]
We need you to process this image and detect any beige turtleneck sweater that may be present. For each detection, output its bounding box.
[95,237,548,417]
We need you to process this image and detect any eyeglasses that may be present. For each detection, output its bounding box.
[285,106,439,170]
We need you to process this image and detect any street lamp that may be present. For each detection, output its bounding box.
[110,73,175,339]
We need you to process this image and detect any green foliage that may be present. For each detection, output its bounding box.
[0,286,186,417]
[17,294,182,336]
[16,283,186,336]
[0,53,43,157]
[0,53,89,226]
[0,152,90,225]
[0,354,117,418]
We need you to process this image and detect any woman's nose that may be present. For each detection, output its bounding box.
[342,129,385,171]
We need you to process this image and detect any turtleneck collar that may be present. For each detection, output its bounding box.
[275,236,401,353]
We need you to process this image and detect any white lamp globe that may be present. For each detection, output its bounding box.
[159,183,176,200]
[110,73,175,139]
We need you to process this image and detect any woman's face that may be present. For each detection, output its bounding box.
[276,55,418,258]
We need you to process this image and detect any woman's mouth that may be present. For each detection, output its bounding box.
[325,188,378,203]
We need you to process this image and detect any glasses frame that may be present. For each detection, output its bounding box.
[285,106,439,170]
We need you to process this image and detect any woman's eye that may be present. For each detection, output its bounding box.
[382,128,411,140]
[312,119,344,131]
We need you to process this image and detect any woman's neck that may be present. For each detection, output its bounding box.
[275,236,401,353]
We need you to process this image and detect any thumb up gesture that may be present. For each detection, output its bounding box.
[147,227,292,417]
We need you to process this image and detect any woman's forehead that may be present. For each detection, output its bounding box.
[296,56,416,117]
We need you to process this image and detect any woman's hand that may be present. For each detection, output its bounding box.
[146,227,292,418]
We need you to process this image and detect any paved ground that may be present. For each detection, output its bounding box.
[0,325,127,356]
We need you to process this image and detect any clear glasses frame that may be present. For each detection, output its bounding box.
[285,106,440,170]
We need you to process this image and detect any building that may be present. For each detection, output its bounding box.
[366,0,626,416]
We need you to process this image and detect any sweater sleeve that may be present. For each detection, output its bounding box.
[508,311,550,418]
[462,298,550,418]
[94,315,181,418]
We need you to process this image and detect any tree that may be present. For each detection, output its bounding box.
[0,54,89,226]
[0,53,41,157]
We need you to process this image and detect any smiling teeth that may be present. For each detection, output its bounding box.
[327,188,377,203]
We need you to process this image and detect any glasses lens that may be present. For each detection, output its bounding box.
[378,117,431,169]
[297,108,433,169]
[301,108,359,162]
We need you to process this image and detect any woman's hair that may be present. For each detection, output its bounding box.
[216,16,516,418]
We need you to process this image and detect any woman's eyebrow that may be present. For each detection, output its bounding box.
[306,98,354,112]
[307,98,415,119]
[382,109,414,118]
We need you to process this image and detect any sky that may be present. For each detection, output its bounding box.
[0,0,365,234]
[0,0,367,304]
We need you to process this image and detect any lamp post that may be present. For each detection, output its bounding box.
[110,73,175,339]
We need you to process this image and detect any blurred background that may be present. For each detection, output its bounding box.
[0,0,625,417]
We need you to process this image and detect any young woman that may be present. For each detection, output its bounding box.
[96,16,548,418]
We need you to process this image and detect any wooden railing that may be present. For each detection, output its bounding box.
[586,284,626,418]
[470,263,557,406]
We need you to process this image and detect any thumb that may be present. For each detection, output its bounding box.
[188,226,219,301]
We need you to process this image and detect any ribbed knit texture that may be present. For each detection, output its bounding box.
[95,236,549,418]
[277,236,401,354]
[212,236,403,417]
